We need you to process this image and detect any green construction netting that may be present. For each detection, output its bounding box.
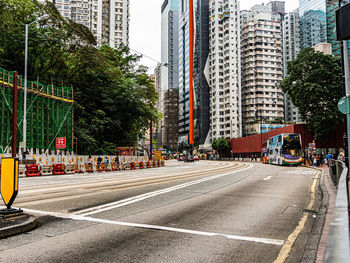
[0,67,74,153]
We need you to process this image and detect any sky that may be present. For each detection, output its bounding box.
[130,0,300,73]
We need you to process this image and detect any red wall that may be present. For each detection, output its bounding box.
[230,124,344,154]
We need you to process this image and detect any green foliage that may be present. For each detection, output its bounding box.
[212,138,230,157]
[280,48,343,141]
[0,1,159,154]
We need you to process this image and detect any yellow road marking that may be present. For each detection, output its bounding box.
[273,170,320,263]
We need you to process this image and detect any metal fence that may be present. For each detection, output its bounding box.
[325,160,350,262]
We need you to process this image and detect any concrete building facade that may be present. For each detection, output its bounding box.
[178,0,210,151]
[283,9,301,123]
[161,0,179,151]
[39,0,129,48]
[91,0,129,48]
[241,2,285,136]
[299,0,342,56]
[208,0,241,141]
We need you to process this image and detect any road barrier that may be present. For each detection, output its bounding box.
[85,163,93,173]
[9,156,165,178]
[78,163,85,173]
[52,164,65,175]
[65,164,74,174]
[41,165,52,176]
[325,160,350,262]
[139,162,144,169]
[19,165,26,178]
[25,164,41,177]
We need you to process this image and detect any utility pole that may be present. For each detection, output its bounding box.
[12,72,18,158]
[260,109,263,160]
[337,0,350,168]
[150,114,153,160]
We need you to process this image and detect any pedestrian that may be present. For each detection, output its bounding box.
[334,150,339,160]
[87,154,92,167]
[338,151,345,162]
[316,154,321,167]
[312,154,317,166]
[325,152,332,166]
[308,152,312,166]
[88,155,93,164]
[97,156,102,169]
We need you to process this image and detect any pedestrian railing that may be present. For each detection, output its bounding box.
[325,160,350,262]
[328,159,345,187]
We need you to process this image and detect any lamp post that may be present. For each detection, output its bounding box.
[23,21,35,154]
[260,109,262,160]
[292,80,306,164]
[23,17,48,154]
[255,109,263,159]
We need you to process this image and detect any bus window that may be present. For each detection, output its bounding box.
[282,135,302,157]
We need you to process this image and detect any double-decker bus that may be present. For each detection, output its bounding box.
[267,133,303,166]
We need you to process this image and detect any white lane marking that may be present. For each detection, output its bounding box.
[76,164,253,216]
[263,176,273,181]
[285,170,317,175]
[17,207,284,246]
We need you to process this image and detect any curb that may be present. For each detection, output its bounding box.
[0,214,37,239]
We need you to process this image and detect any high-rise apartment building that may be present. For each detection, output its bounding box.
[241,2,285,136]
[283,10,301,123]
[178,0,210,151]
[209,0,241,140]
[299,0,344,56]
[161,0,179,150]
[91,0,130,48]
[38,0,129,48]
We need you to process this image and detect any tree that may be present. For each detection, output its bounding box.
[212,138,230,157]
[280,48,343,141]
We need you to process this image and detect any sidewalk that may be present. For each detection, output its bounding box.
[0,212,37,239]
[315,165,337,263]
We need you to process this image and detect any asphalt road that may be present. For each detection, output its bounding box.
[0,161,323,263]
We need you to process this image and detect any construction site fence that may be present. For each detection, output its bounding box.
[0,67,74,152]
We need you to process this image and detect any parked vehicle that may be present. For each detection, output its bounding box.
[193,155,200,161]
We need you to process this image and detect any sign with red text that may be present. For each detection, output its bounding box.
[56,137,66,149]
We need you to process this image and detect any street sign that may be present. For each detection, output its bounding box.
[338,96,350,115]
[152,138,157,150]
[56,137,66,149]
[336,3,350,40]
[0,158,19,209]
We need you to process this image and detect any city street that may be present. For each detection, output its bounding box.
[0,161,322,263]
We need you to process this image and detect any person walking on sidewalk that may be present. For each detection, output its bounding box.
[325,152,332,167]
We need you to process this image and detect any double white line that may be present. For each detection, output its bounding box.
[75,164,253,216]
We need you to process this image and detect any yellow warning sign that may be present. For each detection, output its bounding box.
[1,158,19,208]
[154,151,162,161]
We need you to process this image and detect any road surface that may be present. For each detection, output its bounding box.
[0,161,323,263]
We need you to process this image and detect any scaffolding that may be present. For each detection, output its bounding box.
[0,67,74,153]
